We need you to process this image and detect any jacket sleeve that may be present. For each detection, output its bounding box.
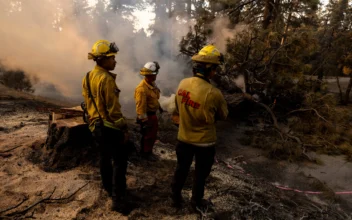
[215,90,228,121]
[204,89,228,124]
[101,77,124,122]
[174,93,179,114]
[172,92,180,125]
[135,87,148,120]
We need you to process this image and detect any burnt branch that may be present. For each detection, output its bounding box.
[3,182,89,217]
[0,145,22,154]
[286,108,332,125]
[0,197,29,214]
[254,102,300,143]
[180,48,195,57]
[45,182,89,203]
[4,187,57,217]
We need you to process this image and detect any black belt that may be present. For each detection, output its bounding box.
[147,111,156,116]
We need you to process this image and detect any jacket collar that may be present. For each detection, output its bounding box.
[143,78,157,90]
[94,65,117,80]
[194,73,211,83]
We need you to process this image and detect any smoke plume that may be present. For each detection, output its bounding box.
[0,0,189,117]
[209,17,249,52]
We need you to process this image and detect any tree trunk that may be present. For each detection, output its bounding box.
[187,0,192,17]
[345,74,352,104]
[281,1,293,45]
[336,68,344,104]
[263,0,274,29]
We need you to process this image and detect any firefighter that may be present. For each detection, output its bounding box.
[171,45,229,211]
[134,61,163,161]
[82,40,133,214]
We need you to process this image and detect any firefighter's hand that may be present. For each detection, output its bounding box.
[136,117,147,124]
[252,94,259,102]
[171,114,180,127]
[139,120,152,133]
[243,93,253,100]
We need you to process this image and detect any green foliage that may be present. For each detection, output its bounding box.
[178,0,352,160]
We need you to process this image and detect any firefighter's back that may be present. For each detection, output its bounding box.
[175,76,227,145]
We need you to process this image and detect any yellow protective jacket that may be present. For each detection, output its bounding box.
[82,65,126,132]
[134,79,160,120]
[174,74,228,146]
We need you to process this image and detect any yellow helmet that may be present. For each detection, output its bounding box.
[191,45,224,65]
[88,40,119,60]
[140,61,160,76]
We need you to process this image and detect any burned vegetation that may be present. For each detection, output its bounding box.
[1,0,352,219]
[1,82,350,219]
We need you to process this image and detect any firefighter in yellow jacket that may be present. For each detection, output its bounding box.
[134,61,163,160]
[82,40,133,214]
[171,45,229,211]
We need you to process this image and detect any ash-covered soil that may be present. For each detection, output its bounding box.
[0,85,351,220]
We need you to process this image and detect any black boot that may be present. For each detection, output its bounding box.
[171,192,184,208]
[111,197,136,215]
[140,151,158,161]
[191,198,214,213]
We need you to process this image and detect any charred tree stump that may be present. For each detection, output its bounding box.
[34,108,96,171]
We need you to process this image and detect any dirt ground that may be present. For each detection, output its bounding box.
[0,84,351,220]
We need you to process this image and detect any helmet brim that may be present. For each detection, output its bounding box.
[140,71,158,76]
[191,54,221,65]
[88,52,117,60]
[105,52,117,57]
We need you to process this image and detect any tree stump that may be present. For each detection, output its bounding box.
[34,108,96,171]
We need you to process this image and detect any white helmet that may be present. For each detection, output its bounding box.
[140,61,160,76]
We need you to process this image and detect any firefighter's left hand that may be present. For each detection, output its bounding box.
[141,120,153,131]
[243,93,253,100]
[171,114,179,127]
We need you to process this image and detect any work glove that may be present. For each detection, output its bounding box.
[171,114,179,127]
[142,120,153,129]
[243,93,260,102]
[137,119,152,132]
[252,94,260,102]
[243,93,253,100]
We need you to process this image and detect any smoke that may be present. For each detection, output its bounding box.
[233,75,246,93]
[159,94,176,113]
[208,17,249,52]
[0,0,190,117]
[0,0,90,100]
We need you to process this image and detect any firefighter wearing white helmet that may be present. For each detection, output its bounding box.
[82,39,134,214]
[171,45,228,211]
[134,61,164,160]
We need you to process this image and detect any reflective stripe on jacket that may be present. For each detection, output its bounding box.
[82,65,126,132]
[175,75,228,145]
[134,79,160,120]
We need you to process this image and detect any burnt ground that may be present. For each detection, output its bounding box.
[0,84,351,220]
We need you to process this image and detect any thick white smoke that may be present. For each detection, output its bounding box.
[0,0,189,117]
[0,1,250,117]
